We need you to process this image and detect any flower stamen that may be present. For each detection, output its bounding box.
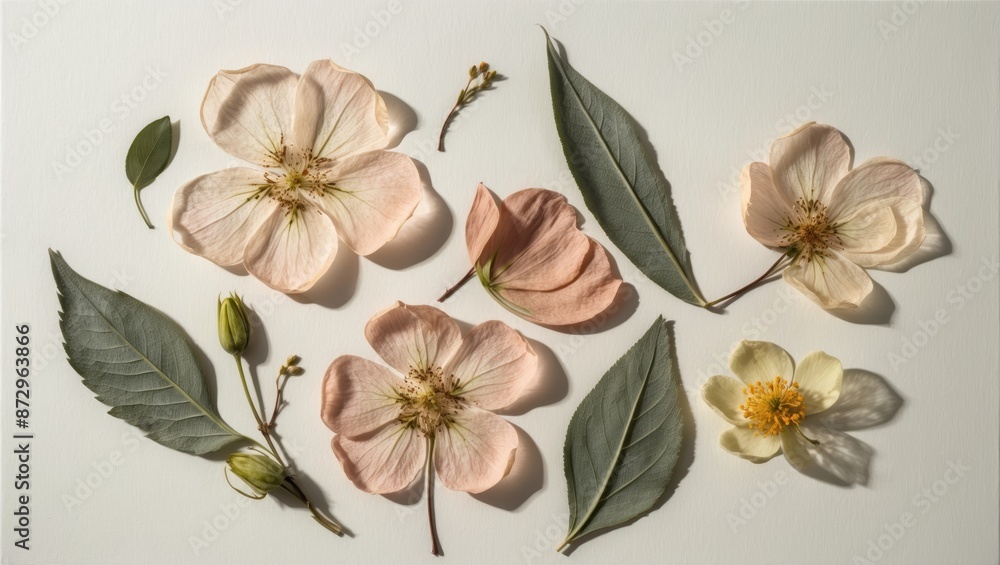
[740,376,806,436]
[398,365,460,436]
[779,198,843,263]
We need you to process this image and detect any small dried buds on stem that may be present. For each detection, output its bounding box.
[437,62,499,152]
[218,293,345,536]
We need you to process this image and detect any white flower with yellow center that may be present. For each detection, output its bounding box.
[702,340,843,468]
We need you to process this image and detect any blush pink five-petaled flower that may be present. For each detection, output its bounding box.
[741,122,925,309]
[462,183,622,326]
[170,60,421,293]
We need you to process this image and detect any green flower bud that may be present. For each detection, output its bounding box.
[218,293,250,355]
[226,452,286,498]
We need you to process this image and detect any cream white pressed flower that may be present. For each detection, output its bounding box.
[740,122,925,309]
[170,60,421,293]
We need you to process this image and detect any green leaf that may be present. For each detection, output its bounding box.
[125,116,173,229]
[559,316,683,551]
[544,30,705,306]
[50,250,245,455]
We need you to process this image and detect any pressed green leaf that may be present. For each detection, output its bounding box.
[50,250,245,455]
[559,316,683,551]
[125,115,172,228]
[544,30,705,306]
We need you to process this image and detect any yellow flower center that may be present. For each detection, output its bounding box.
[779,198,842,262]
[397,365,463,436]
[740,376,806,436]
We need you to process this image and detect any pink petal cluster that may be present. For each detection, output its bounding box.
[322,302,537,494]
[170,60,422,293]
[465,183,622,326]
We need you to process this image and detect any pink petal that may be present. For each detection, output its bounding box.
[769,123,851,207]
[498,240,622,326]
[242,205,338,293]
[855,198,926,268]
[332,423,425,494]
[434,406,517,493]
[740,161,795,248]
[834,200,898,256]
[322,355,404,439]
[201,64,298,167]
[291,59,389,162]
[488,189,591,291]
[783,251,873,309]
[465,183,502,265]
[827,158,923,220]
[306,151,422,256]
[444,321,537,411]
[364,302,462,374]
[170,168,277,266]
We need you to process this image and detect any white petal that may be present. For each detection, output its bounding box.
[783,251,873,309]
[243,205,338,293]
[701,376,749,425]
[842,198,925,268]
[719,427,781,463]
[201,64,298,166]
[827,158,923,220]
[780,428,815,471]
[793,351,843,415]
[729,340,795,386]
[769,123,851,206]
[740,162,795,247]
[835,201,897,254]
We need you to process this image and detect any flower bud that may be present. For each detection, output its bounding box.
[226,452,287,498]
[218,293,250,355]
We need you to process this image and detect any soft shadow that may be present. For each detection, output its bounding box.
[379,91,418,150]
[828,280,895,325]
[818,370,904,431]
[472,425,543,511]
[382,472,425,506]
[270,475,354,538]
[562,321,695,555]
[167,120,181,168]
[879,177,952,273]
[501,338,568,416]
[368,161,453,269]
[291,246,359,309]
[241,304,273,417]
[797,425,874,487]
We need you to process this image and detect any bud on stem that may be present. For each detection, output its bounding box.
[218,293,251,355]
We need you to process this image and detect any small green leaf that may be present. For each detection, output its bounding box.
[559,316,684,551]
[125,116,173,229]
[50,250,245,455]
[543,29,705,306]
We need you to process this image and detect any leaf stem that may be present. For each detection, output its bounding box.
[437,268,475,302]
[133,183,154,229]
[234,354,286,468]
[426,436,442,556]
[703,252,792,309]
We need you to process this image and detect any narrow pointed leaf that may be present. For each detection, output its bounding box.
[544,31,705,305]
[126,115,172,228]
[50,250,244,455]
[560,316,683,550]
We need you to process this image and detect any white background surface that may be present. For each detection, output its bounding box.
[2,1,998,564]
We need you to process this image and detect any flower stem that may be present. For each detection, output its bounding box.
[133,184,153,229]
[234,354,286,468]
[703,252,792,309]
[280,477,345,536]
[437,268,475,303]
[437,76,477,152]
[425,436,442,556]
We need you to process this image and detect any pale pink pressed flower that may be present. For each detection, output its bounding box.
[170,60,421,293]
[441,183,621,326]
[739,122,925,309]
[322,302,537,555]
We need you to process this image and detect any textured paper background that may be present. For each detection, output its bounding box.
[2,1,998,563]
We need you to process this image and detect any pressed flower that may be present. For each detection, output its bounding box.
[322,302,537,554]
[170,60,422,293]
[710,122,925,309]
[702,340,843,470]
[439,183,622,327]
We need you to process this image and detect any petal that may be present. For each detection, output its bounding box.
[201,63,298,166]
[170,168,277,265]
[769,123,851,206]
[291,59,389,161]
[783,251,873,309]
[364,302,462,374]
[306,151,422,256]
[740,162,795,247]
[445,321,537,411]
[835,200,897,254]
[729,340,795,386]
[488,189,591,291]
[702,375,749,426]
[321,356,404,439]
[793,351,843,415]
[434,407,517,493]
[242,205,338,293]
[332,423,425,494]
[465,183,503,265]
[780,428,815,471]
[719,427,781,463]
[827,158,923,220]
[497,241,622,326]
[842,198,925,268]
